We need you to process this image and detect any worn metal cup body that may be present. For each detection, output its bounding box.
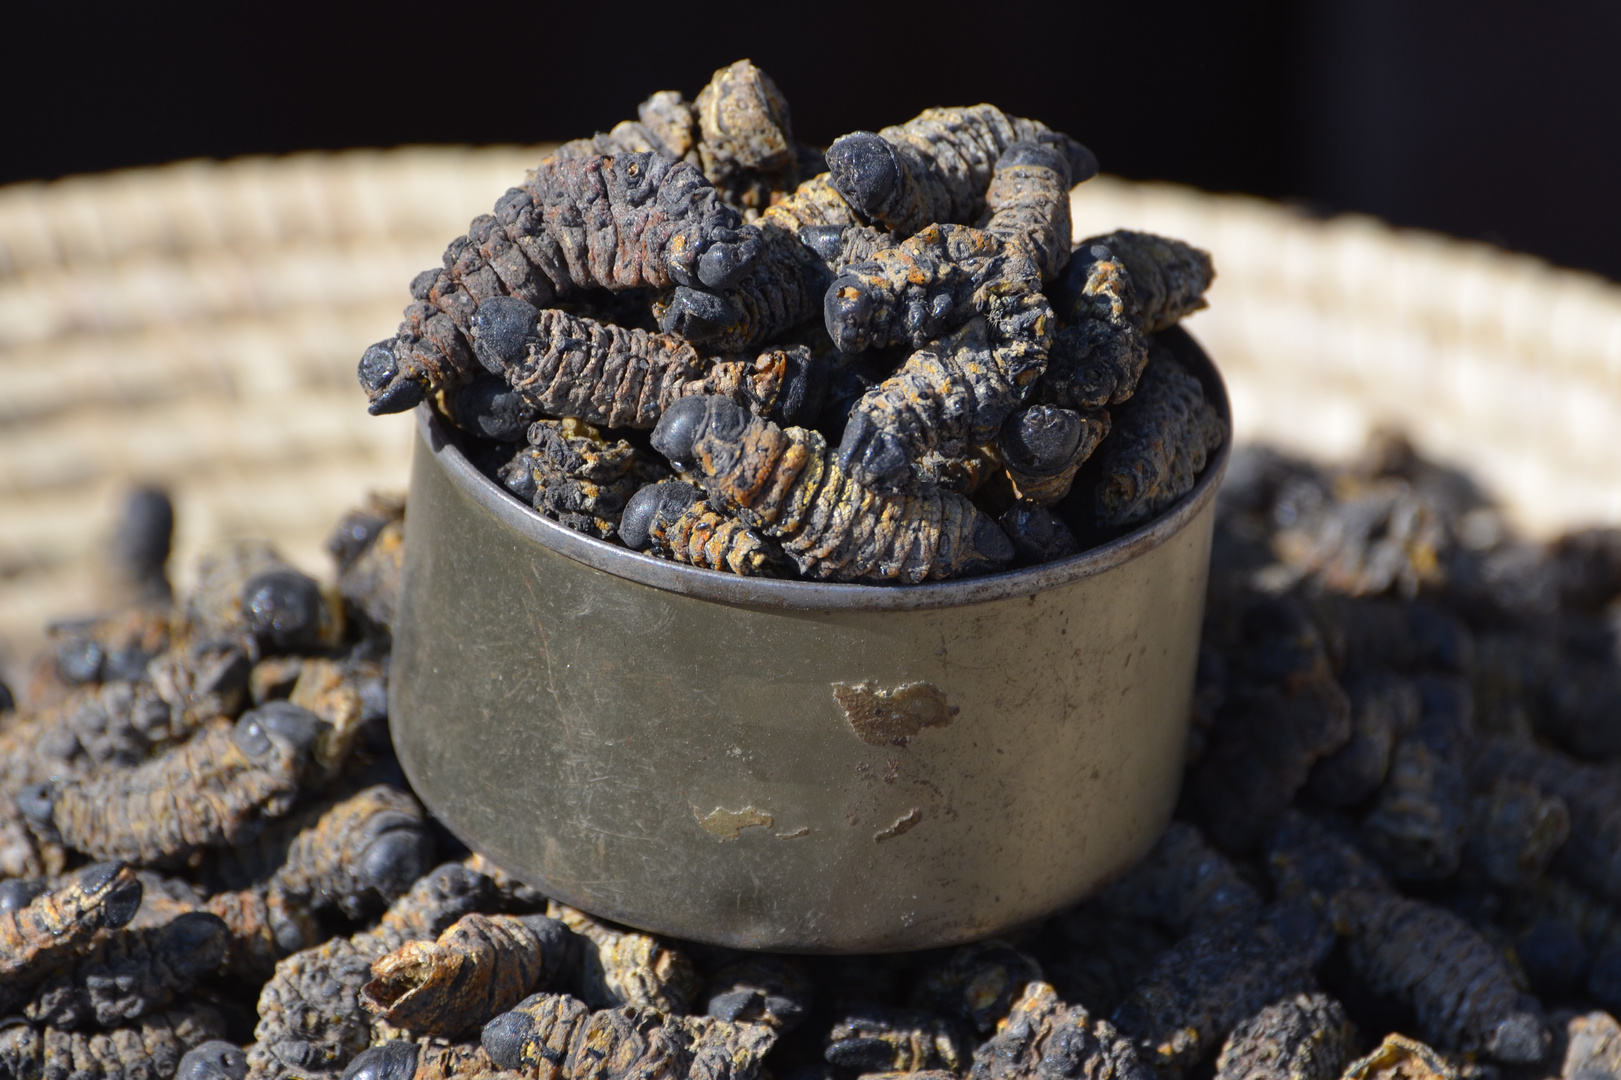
[391,327,1229,952]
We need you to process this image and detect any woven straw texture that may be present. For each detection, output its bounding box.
[3,148,1620,672]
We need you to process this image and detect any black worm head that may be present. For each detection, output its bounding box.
[57,637,104,684]
[359,345,425,416]
[826,132,900,220]
[708,988,766,1023]
[517,914,580,985]
[76,861,143,929]
[481,1004,540,1071]
[342,1042,419,1080]
[770,347,829,428]
[16,781,56,828]
[0,878,48,915]
[657,286,740,341]
[698,229,761,290]
[235,701,324,763]
[998,140,1071,185]
[797,224,847,263]
[619,482,701,550]
[999,502,1080,566]
[972,515,1016,566]
[241,569,324,652]
[1002,406,1085,476]
[354,828,435,904]
[177,1042,248,1080]
[650,398,715,469]
[1488,1013,1551,1065]
[1064,140,1100,184]
[161,911,230,977]
[836,414,911,494]
[468,296,540,374]
[452,376,537,443]
[823,276,875,354]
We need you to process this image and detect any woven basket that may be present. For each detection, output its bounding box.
[3,149,1619,673]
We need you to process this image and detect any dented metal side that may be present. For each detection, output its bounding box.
[390,332,1227,953]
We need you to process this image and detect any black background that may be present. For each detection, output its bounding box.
[4,1,1617,280]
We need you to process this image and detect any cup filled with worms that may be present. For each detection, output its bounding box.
[3,59,1619,1080]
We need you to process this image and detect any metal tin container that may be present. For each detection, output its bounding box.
[391,326,1229,952]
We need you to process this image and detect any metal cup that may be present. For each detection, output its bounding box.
[390,326,1229,951]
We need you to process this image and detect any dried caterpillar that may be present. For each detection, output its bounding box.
[19,705,327,867]
[466,298,827,431]
[619,481,784,577]
[967,981,1150,1080]
[1094,350,1226,528]
[1040,231,1214,412]
[0,861,142,997]
[651,396,1013,584]
[497,420,660,540]
[248,863,497,1080]
[361,912,578,1037]
[359,152,758,415]
[825,143,1071,491]
[479,992,775,1080]
[825,104,1097,237]
[19,912,228,1030]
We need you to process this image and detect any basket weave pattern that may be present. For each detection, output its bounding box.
[3,149,1619,671]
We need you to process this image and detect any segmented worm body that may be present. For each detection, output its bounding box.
[619,482,782,577]
[825,105,1096,237]
[359,153,757,414]
[1094,351,1226,528]
[651,397,1013,583]
[0,862,142,1001]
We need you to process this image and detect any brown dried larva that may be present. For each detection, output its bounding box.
[1338,1034,1457,1080]
[1190,598,1351,853]
[1271,477,1449,600]
[823,1006,969,1074]
[1339,888,1549,1063]
[825,106,1095,237]
[1038,248,1150,413]
[1303,668,1420,809]
[21,706,326,867]
[997,404,1109,508]
[0,861,142,1005]
[546,903,699,1015]
[1212,993,1357,1080]
[1094,352,1227,529]
[186,541,344,659]
[248,864,498,1080]
[967,981,1151,1080]
[479,992,776,1080]
[48,605,173,688]
[619,481,784,577]
[328,494,407,635]
[467,301,827,433]
[1359,735,1469,882]
[497,419,658,540]
[1109,902,1333,1076]
[1067,231,1214,336]
[1092,821,1262,936]
[21,912,228,1030]
[1469,738,1621,906]
[701,955,812,1032]
[0,1003,227,1080]
[1464,778,1571,890]
[359,152,757,415]
[1553,1011,1621,1079]
[651,396,1013,583]
[824,204,1057,492]
[361,913,577,1038]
